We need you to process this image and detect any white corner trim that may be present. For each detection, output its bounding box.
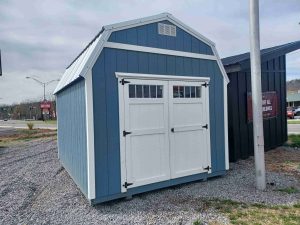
[104,42,217,61]
[85,69,96,199]
[224,79,229,170]
[116,72,210,82]
[211,46,230,83]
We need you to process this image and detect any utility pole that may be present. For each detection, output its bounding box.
[249,0,266,190]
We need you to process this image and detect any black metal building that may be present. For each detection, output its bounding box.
[222,41,300,162]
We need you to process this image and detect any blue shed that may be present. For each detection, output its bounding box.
[54,13,229,205]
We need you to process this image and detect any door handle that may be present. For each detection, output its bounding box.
[171,128,174,132]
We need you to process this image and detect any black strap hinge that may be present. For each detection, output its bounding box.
[201,82,209,87]
[123,130,132,137]
[123,182,133,188]
[120,79,130,85]
[202,124,208,129]
[204,166,211,171]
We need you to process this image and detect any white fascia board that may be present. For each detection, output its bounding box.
[85,69,96,199]
[116,72,210,82]
[104,42,217,61]
[224,79,229,170]
[104,13,215,47]
[167,14,215,47]
[211,46,230,83]
[103,13,170,30]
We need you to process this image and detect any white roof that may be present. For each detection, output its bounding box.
[54,13,228,94]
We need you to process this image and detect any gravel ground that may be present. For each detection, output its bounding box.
[0,138,299,225]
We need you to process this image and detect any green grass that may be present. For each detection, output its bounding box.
[201,199,300,225]
[287,120,300,124]
[193,219,202,225]
[277,187,299,194]
[27,120,57,125]
[286,134,300,148]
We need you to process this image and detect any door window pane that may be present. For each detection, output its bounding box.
[157,85,163,98]
[173,86,179,98]
[196,86,201,98]
[143,85,149,98]
[179,86,184,98]
[191,86,196,98]
[150,85,157,98]
[129,85,135,98]
[136,85,143,98]
[184,86,191,98]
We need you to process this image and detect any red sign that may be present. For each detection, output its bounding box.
[247,91,278,122]
[40,101,51,109]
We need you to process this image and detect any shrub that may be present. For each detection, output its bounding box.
[27,122,34,130]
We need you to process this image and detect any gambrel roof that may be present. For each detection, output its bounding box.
[54,13,228,94]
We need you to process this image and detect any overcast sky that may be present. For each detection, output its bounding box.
[0,0,299,105]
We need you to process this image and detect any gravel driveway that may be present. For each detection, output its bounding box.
[0,138,299,225]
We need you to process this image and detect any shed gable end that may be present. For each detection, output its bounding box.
[108,21,214,55]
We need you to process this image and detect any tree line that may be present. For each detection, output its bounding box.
[0,100,56,120]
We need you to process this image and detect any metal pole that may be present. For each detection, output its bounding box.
[249,0,266,190]
[43,83,46,101]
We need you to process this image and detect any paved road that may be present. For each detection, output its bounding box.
[0,120,57,130]
[288,124,300,134]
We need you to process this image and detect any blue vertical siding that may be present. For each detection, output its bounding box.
[92,48,225,199]
[56,78,88,196]
[108,21,213,55]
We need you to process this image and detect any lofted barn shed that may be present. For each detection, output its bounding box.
[54,13,229,204]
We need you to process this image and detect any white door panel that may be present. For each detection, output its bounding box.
[123,79,170,189]
[169,81,211,179]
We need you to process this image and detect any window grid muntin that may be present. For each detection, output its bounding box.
[173,85,201,98]
[129,84,163,98]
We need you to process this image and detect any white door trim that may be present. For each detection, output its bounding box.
[116,72,210,82]
[118,79,127,193]
[117,72,213,192]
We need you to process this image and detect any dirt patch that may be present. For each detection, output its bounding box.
[265,147,300,178]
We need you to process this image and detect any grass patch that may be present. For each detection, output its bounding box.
[277,187,299,194]
[193,219,202,225]
[287,120,300,124]
[202,199,300,225]
[286,134,300,148]
[0,129,57,147]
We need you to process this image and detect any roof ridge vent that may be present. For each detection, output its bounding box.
[158,23,176,37]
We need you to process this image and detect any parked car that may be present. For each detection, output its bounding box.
[287,107,295,119]
[294,108,300,119]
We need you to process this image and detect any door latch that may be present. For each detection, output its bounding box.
[202,124,208,129]
[123,130,132,137]
[123,182,133,188]
[171,128,174,132]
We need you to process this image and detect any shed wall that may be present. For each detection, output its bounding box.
[92,48,225,199]
[57,78,88,196]
[227,55,287,162]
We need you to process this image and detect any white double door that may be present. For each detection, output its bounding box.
[120,77,211,191]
